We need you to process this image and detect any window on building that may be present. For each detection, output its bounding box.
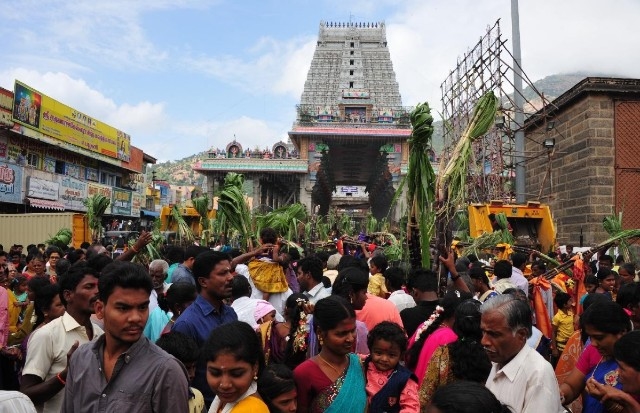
[349,81,354,88]
[115,176,122,188]
[350,59,354,65]
[350,42,354,47]
[350,50,354,55]
[350,70,354,75]
[55,160,65,175]
[26,153,39,168]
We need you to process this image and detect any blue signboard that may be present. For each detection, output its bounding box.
[0,163,23,204]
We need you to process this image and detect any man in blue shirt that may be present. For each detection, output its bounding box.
[172,250,237,407]
[171,245,207,286]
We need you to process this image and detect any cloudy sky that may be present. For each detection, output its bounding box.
[1,0,638,162]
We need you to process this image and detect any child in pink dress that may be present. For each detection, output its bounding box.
[363,321,419,413]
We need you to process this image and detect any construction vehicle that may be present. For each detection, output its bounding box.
[159,205,216,239]
[467,200,556,253]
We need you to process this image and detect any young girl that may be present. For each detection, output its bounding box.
[257,364,298,413]
[293,295,367,413]
[202,321,269,413]
[232,228,288,301]
[364,321,419,413]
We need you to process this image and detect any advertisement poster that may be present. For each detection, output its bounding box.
[0,163,23,204]
[27,177,59,200]
[131,193,141,217]
[12,80,131,162]
[87,183,112,214]
[112,188,132,216]
[58,176,88,211]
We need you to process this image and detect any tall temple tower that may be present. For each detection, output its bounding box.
[289,21,412,220]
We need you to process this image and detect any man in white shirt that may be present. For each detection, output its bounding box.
[385,267,415,312]
[481,294,564,413]
[510,253,529,296]
[21,264,103,413]
[230,275,283,329]
[148,259,171,312]
[296,256,330,304]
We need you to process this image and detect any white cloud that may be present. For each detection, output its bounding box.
[184,35,316,98]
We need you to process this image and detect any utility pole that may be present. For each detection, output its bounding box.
[512,0,526,203]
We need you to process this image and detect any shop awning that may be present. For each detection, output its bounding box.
[140,209,159,218]
[27,197,66,211]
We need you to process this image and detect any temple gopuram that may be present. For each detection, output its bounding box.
[195,21,413,220]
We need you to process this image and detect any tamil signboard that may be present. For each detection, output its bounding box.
[27,177,59,200]
[58,176,88,211]
[0,163,22,204]
[12,80,131,162]
[112,188,132,216]
[87,183,113,215]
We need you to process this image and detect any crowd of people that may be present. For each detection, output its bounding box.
[0,230,639,413]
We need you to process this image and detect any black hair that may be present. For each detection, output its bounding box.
[283,293,309,369]
[595,268,614,283]
[493,260,512,279]
[55,258,71,278]
[155,331,200,364]
[369,254,388,273]
[430,381,511,413]
[231,275,252,299]
[201,321,265,377]
[44,246,62,259]
[297,256,323,282]
[332,267,368,300]
[33,283,61,328]
[58,263,98,306]
[80,242,91,250]
[27,276,50,296]
[315,251,330,264]
[383,266,406,291]
[467,254,479,263]
[367,321,408,353]
[192,251,231,292]
[616,283,638,310]
[281,245,300,261]
[449,299,491,383]
[164,246,185,264]
[581,301,630,335]
[260,227,278,244]
[584,274,598,286]
[511,252,527,268]
[614,330,640,372]
[468,266,490,286]
[336,255,368,273]
[158,282,197,314]
[98,261,152,303]
[620,262,636,275]
[615,255,625,264]
[257,364,296,413]
[86,253,113,274]
[66,249,85,265]
[406,290,472,370]
[599,254,614,265]
[407,268,438,293]
[313,295,355,333]
[554,291,571,309]
[321,276,331,288]
[531,260,547,273]
[185,245,207,261]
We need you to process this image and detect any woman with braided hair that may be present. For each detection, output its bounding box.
[260,293,309,369]
[418,299,492,409]
[405,290,472,386]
